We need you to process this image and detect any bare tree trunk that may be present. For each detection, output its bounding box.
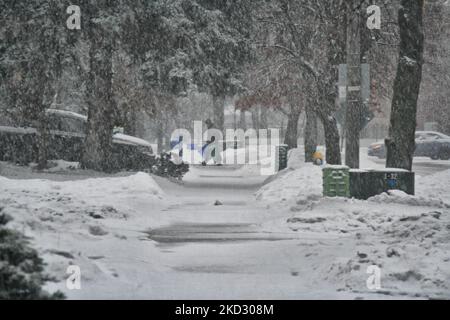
[29,74,49,169]
[317,110,342,165]
[124,103,137,136]
[239,109,247,130]
[284,105,301,150]
[82,30,114,172]
[213,95,225,132]
[156,118,164,154]
[304,105,318,162]
[345,1,362,169]
[314,80,342,165]
[36,110,49,170]
[251,106,260,132]
[386,0,424,171]
[260,105,268,129]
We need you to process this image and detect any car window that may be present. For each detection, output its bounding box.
[425,133,440,140]
[61,117,86,134]
[47,115,86,134]
[415,133,426,140]
[47,115,64,131]
[434,133,449,140]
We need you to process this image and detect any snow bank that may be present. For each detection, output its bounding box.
[0,172,167,296]
[42,160,80,172]
[417,169,450,202]
[0,172,165,228]
[255,164,322,205]
[287,148,304,170]
[255,162,450,298]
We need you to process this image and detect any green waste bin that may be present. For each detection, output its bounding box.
[323,166,350,197]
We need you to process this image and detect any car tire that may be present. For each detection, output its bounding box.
[431,154,440,160]
[439,150,450,161]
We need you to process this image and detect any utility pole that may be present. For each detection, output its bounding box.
[345,1,362,169]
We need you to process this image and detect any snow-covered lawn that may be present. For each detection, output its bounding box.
[0,168,169,298]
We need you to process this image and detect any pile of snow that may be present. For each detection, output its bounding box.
[0,172,165,234]
[255,147,323,205]
[287,148,305,170]
[255,164,322,205]
[255,161,450,298]
[300,194,450,298]
[0,172,167,296]
[417,169,450,201]
[42,160,80,172]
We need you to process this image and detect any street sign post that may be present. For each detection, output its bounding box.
[337,63,373,131]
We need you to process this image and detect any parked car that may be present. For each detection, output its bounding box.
[0,109,155,170]
[368,131,450,160]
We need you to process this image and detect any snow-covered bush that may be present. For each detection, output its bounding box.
[0,209,64,300]
[151,153,189,180]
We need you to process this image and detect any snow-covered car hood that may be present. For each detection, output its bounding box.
[369,141,384,148]
[46,109,88,122]
[113,133,153,149]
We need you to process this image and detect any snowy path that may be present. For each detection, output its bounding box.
[58,165,359,299]
[36,164,344,300]
[150,166,293,241]
[122,166,415,300]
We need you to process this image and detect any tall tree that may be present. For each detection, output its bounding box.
[187,0,256,131]
[386,0,425,170]
[253,0,346,164]
[0,0,69,169]
[417,1,450,134]
[345,1,362,168]
[81,1,117,171]
[304,105,318,162]
[284,104,301,149]
[76,0,255,170]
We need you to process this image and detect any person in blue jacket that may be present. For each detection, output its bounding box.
[202,119,222,166]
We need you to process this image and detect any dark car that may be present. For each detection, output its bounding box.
[0,109,156,170]
[368,131,450,160]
